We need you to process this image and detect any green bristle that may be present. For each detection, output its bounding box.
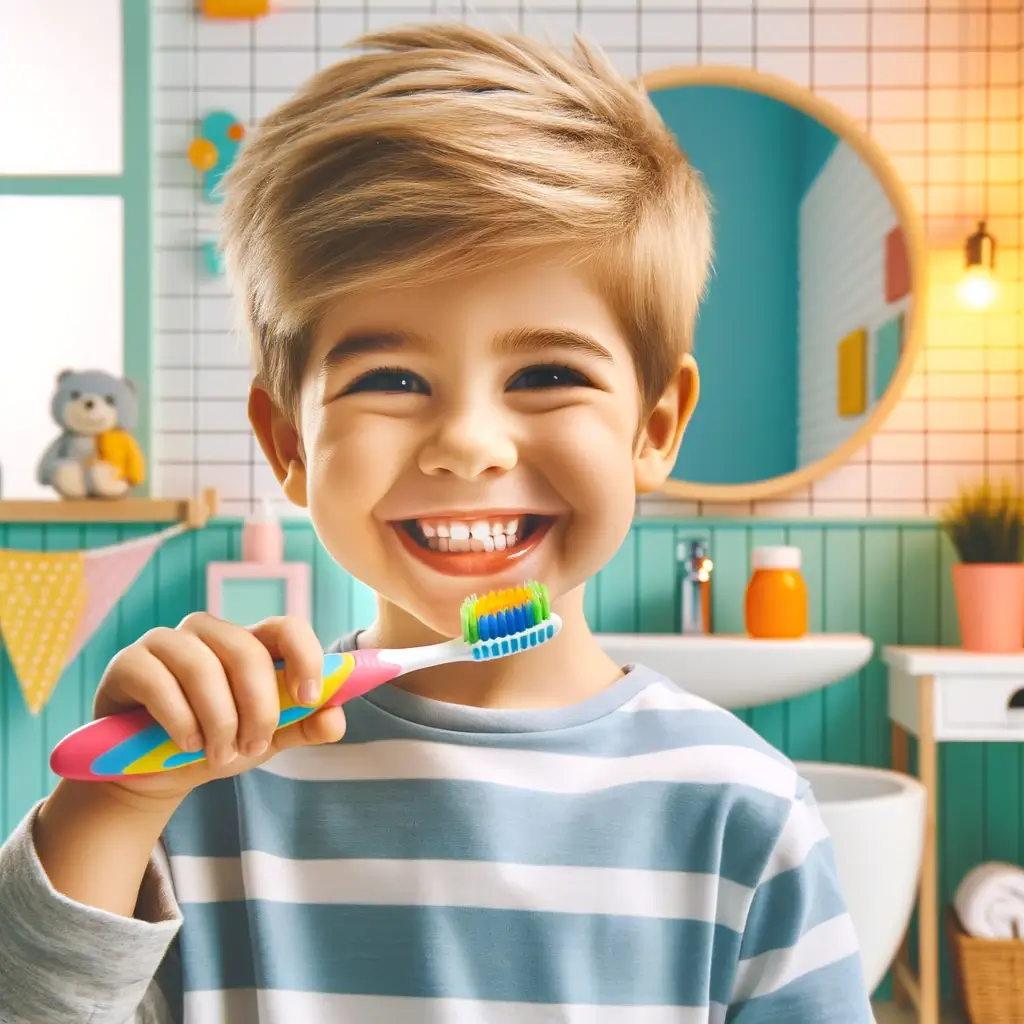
[460,595,479,644]
[532,580,550,620]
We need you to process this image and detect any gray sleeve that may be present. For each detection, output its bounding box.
[0,801,184,1024]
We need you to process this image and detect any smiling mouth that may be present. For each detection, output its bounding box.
[392,514,556,577]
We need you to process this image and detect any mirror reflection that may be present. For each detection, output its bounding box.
[648,80,914,490]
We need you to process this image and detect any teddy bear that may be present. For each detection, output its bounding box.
[37,369,146,499]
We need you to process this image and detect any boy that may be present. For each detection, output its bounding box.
[0,24,873,1024]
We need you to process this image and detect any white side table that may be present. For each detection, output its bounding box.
[883,646,1024,1024]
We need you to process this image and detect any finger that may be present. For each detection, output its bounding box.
[248,616,325,709]
[98,640,203,754]
[144,625,240,767]
[178,612,281,760]
[273,705,346,752]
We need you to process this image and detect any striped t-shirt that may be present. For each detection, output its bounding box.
[0,634,873,1024]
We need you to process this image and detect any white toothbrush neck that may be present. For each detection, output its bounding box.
[382,635,473,676]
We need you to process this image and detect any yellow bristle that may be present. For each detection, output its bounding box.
[473,585,528,617]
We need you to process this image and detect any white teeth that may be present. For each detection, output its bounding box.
[413,516,530,554]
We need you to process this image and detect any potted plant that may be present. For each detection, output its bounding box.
[941,480,1024,653]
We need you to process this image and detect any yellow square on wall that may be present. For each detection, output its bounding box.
[837,328,867,418]
[200,0,270,17]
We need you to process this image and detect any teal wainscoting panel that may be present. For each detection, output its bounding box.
[1,517,1021,1004]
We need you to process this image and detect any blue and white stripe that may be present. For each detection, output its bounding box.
[160,657,872,1024]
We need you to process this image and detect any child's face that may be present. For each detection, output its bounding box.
[254,258,695,637]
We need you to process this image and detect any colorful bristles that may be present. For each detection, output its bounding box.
[459,580,555,660]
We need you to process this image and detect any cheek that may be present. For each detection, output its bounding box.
[541,409,638,554]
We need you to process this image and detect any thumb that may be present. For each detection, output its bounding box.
[271,705,347,753]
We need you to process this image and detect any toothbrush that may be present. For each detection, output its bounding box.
[50,581,560,782]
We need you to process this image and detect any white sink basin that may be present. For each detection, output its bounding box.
[596,633,873,708]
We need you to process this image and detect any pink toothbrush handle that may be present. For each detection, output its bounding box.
[50,649,403,782]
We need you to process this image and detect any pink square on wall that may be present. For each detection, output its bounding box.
[885,227,909,302]
[206,562,310,622]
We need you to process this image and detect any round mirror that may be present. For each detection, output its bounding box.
[646,66,926,502]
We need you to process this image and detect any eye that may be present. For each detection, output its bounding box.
[342,367,431,396]
[104,395,116,405]
[507,364,592,390]
[69,390,81,400]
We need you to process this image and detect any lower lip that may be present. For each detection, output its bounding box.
[392,519,555,578]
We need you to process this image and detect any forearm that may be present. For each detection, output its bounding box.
[34,780,183,918]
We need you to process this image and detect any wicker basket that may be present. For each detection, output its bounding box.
[946,906,1024,1022]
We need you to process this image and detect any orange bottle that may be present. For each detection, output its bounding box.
[745,546,808,639]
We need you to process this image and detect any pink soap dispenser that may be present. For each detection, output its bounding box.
[241,499,284,564]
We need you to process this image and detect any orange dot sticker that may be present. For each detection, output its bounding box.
[188,137,218,171]
[227,122,245,142]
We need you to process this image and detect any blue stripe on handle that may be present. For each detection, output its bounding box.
[91,721,172,776]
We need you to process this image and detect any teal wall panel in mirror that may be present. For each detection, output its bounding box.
[645,67,925,503]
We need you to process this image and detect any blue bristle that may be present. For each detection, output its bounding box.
[482,614,495,641]
[513,605,526,632]
[525,602,535,628]
[495,610,508,638]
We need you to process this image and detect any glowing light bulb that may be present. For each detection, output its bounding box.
[958,221,998,311]
[958,265,999,311]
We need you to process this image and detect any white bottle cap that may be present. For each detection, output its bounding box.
[751,545,801,571]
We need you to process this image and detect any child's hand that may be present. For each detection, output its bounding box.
[92,613,346,803]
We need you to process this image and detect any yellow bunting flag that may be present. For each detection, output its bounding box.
[0,525,183,715]
[0,551,87,715]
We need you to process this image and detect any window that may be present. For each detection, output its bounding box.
[0,0,149,500]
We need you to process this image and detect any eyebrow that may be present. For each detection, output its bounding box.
[319,324,613,372]
[496,327,614,362]
[319,330,431,372]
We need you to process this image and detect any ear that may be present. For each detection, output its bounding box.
[633,354,699,494]
[56,369,72,383]
[122,377,138,394]
[248,382,308,509]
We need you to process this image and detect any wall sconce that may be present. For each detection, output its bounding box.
[957,220,998,311]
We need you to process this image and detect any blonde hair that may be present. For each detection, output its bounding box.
[220,23,712,416]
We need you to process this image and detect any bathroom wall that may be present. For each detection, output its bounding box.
[152,0,1023,519]
[1,514,1019,1000]
[797,142,908,466]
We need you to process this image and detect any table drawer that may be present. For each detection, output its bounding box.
[941,675,1024,731]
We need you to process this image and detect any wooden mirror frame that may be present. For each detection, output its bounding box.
[643,64,927,504]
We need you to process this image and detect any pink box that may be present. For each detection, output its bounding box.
[206,561,310,622]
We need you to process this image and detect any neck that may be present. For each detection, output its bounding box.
[359,586,622,709]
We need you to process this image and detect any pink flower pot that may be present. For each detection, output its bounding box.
[952,563,1024,653]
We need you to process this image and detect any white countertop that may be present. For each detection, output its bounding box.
[883,645,1024,676]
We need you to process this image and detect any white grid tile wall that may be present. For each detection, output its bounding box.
[152,0,1024,519]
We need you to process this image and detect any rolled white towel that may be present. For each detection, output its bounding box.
[954,862,1024,940]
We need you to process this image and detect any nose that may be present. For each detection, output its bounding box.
[417,403,518,480]
[83,398,95,410]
